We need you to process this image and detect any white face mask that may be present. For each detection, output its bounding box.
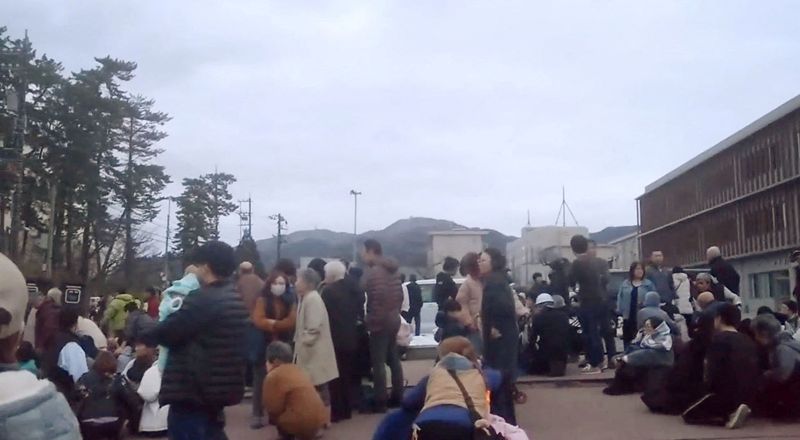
[270,284,286,296]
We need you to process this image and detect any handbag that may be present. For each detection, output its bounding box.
[446,369,506,440]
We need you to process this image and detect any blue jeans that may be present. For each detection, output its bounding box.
[168,404,227,440]
[577,302,607,367]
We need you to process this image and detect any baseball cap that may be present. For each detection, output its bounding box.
[535,293,554,306]
[0,253,28,340]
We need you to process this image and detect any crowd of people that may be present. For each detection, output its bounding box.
[1,234,799,439]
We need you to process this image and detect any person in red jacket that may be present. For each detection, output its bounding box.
[145,287,160,319]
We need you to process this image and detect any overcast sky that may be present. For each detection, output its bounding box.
[5,1,800,245]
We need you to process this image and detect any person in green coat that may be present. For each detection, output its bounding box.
[101,292,136,338]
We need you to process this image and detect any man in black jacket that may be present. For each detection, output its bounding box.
[433,257,459,311]
[528,294,570,376]
[146,241,248,440]
[707,246,740,295]
[407,274,423,336]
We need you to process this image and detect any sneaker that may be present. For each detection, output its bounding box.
[726,404,751,429]
[581,365,602,375]
[250,416,264,430]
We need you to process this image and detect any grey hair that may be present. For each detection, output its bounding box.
[266,341,293,364]
[751,314,782,340]
[47,288,63,305]
[324,260,347,282]
[696,272,713,282]
[297,268,322,289]
[707,246,722,259]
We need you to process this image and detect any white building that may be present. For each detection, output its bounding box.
[609,232,640,271]
[427,230,487,276]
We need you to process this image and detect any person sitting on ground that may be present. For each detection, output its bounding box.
[0,252,82,440]
[642,309,716,414]
[604,317,674,396]
[124,301,156,347]
[263,341,327,440]
[750,314,800,419]
[435,299,469,342]
[16,340,39,376]
[75,350,142,440]
[528,293,570,377]
[42,306,89,401]
[397,337,502,440]
[682,304,759,429]
[778,300,799,336]
[637,291,678,334]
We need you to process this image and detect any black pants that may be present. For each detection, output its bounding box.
[602,309,618,361]
[753,375,800,419]
[530,348,567,377]
[409,310,422,336]
[330,349,356,421]
[622,318,638,349]
[682,393,739,426]
[415,421,474,440]
[80,419,124,440]
[368,330,404,407]
[491,369,517,425]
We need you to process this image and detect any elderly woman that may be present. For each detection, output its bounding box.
[294,268,339,425]
[321,260,361,422]
[455,252,484,353]
[694,272,741,306]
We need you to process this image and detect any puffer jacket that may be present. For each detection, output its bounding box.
[769,332,800,382]
[481,271,519,373]
[124,309,157,345]
[625,321,674,367]
[673,273,693,315]
[103,293,136,333]
[0,367,81,440]
[147,280,248,408]
[362,257,404,334]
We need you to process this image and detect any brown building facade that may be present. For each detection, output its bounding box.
[638,95,800,312]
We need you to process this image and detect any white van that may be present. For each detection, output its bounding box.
[403,278,465,346]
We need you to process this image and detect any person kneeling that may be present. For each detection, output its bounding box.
[263,341,327,440]
[76,351,143,439]
[750,314,800,419]
[604,318,674,396]
[528,294,570,377]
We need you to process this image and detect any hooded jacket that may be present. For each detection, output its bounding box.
[768,332,800,383]
[673,273,693,315]
[103,293,136,333]
[637,291,675,331]
[625,321,674,367]
[362,257,404,334]
[0,367,81,440]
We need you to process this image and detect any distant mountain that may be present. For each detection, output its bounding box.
[256,217,515,269]
[590,225,638,244]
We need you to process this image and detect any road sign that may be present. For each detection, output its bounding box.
[64,284,82,304]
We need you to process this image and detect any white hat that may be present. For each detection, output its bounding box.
[535,293,554,306]
[0,253,28,339]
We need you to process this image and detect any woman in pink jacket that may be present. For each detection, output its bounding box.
[455,252,484,353]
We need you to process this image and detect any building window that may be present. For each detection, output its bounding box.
[749,270,791,299]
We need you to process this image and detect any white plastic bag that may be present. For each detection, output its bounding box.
[490,414,530,440]
[396,315,413,347]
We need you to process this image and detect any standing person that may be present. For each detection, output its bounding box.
[399,273,410,322]
[251,270,297,429]
[455,252,483,352]
[124,301,156,346]
[35,287,62,352]
[0,253,82,440]
[682,304,758,429]
[568,235,611,374]
[672,267,694,323]
[263,342,327,440]
[321,260,360,422]
[360,239,405,413]
[145,241,248,440]
[406,274,423,337]
[434,257,459,310]
[778,300,799,336]
[791,250,800,304]
[137,358,170,437]
[145,287,160,319]
[646,250,676,309]
[22,289,44,346]
[101,290,136,339]
[479,247,518,424]
[42,307,89,400]
[235,261,265,424]
[707,246,740,295]
[617,262,655,349]
[527,272,548,301]
[750,314,800,419]
[294,268,339,425]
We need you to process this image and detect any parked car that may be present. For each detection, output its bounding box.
[403,277,465,339]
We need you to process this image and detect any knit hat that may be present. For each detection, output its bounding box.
[0,253,28,340]
[551,295,566,309]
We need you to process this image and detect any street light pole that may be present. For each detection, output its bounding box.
[164,197,172,284]
[350,190,361,265]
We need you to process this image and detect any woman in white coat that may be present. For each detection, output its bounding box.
[293,268,339,423]
[672,267,694,322]
[136,361,169,436]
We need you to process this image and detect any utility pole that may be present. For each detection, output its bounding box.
[269,213,287,260]
[163,197,172,283]
[2,31,32,262]
[238,197,252,240]
[350,190,361,265]
[553,186,579,227]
